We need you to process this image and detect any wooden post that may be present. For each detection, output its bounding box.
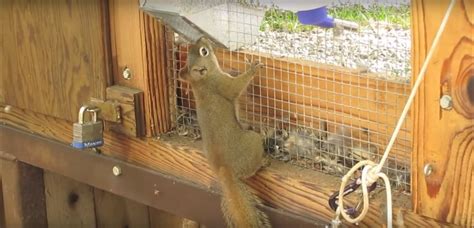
[108,0,171,136]
[411,0,473,226]
[94,188,151,228]
[43,171,97,228]
[0,158,6,228]
[0,157,48,228]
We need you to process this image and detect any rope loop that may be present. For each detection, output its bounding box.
[329,1,456,227]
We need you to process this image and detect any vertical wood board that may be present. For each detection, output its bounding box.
[94,188,151,228]
[0,159,48,228]
[0,0,109,121]
[44,171,97,228]
[109,0,171,136]
[411,0,473,226]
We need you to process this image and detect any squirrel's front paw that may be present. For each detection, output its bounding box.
[245,58,265,70]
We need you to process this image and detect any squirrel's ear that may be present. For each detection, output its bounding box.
[196,36,207,43]
[178,66,190,81]
[196,37,213,49]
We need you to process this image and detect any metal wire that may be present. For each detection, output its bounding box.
[167,0,412,192]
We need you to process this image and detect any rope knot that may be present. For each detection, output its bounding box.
[362,165,379,186]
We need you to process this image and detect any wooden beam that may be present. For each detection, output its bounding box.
[0,177,4,228]
[0,158,48,228]
[0,107,457,227]
[0,124,323,228]
[44,163,195,228]
[411,0,473,226]
[108,0,171,136]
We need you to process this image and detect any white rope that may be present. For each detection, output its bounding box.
[332,0,457,227]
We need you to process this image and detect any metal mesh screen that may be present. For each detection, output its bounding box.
[166,0,412,192]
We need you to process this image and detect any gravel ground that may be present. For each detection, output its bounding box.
[243,25,412,82]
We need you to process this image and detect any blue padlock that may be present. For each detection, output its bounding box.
[72,105,104,149]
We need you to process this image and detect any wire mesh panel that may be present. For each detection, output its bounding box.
[166,0,412,192]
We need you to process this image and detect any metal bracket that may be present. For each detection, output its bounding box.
[89,98,122,123]
[90,85,145,137]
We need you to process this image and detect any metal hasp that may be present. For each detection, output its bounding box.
[89,98,122,123]
[88,86,145,137]
[139,0,331,50]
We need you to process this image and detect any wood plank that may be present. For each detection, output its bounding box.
[149,208,186,228]
[0,158,47,228]
[0,0,108,121]
[0,107,457,227]
[411,0,474,226]
[1,125,227,228]
[94,188,151,228]
[43,171,97,228]
[108,0,146,89]
[142,13,172,136]
[181,219,201,228]
[109,0,171,136]
[149,207,201,228]
[0,174,5,228]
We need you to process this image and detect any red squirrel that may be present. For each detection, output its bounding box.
[179,37,270,228]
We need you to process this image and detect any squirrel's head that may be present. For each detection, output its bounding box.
[179,37,218,83]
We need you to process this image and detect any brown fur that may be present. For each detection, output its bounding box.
[179,37,270,228]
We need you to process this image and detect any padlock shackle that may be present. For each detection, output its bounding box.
[77,105,89,124]
[77,105,100,124]
[87,107,100,123]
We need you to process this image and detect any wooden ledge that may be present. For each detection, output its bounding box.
[0,107,457,227]
[1,125,322,227]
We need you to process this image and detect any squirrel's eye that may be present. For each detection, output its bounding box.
[199,47,209,57]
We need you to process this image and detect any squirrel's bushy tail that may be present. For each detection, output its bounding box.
[218,167,270,228]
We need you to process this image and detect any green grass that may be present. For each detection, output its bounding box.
[260,4,411,32]
[330,5,411,29]
[260,8,314,32]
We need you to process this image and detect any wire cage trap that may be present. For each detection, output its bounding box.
[163,0,412,192]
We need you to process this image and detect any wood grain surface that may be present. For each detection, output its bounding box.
[44,171,97,228]
[1,106,457,227]
[411,0,473,226]
[0,0,109,121]
[108,0,171,136]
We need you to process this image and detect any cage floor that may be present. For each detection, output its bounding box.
[158,132,413,208]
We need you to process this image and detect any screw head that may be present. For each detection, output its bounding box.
[3,105,12,113]
[117,112,121,121]
[439,95,453,110]
[122,67,132,80]
[112,166,122,176]
[423,164,433,176]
